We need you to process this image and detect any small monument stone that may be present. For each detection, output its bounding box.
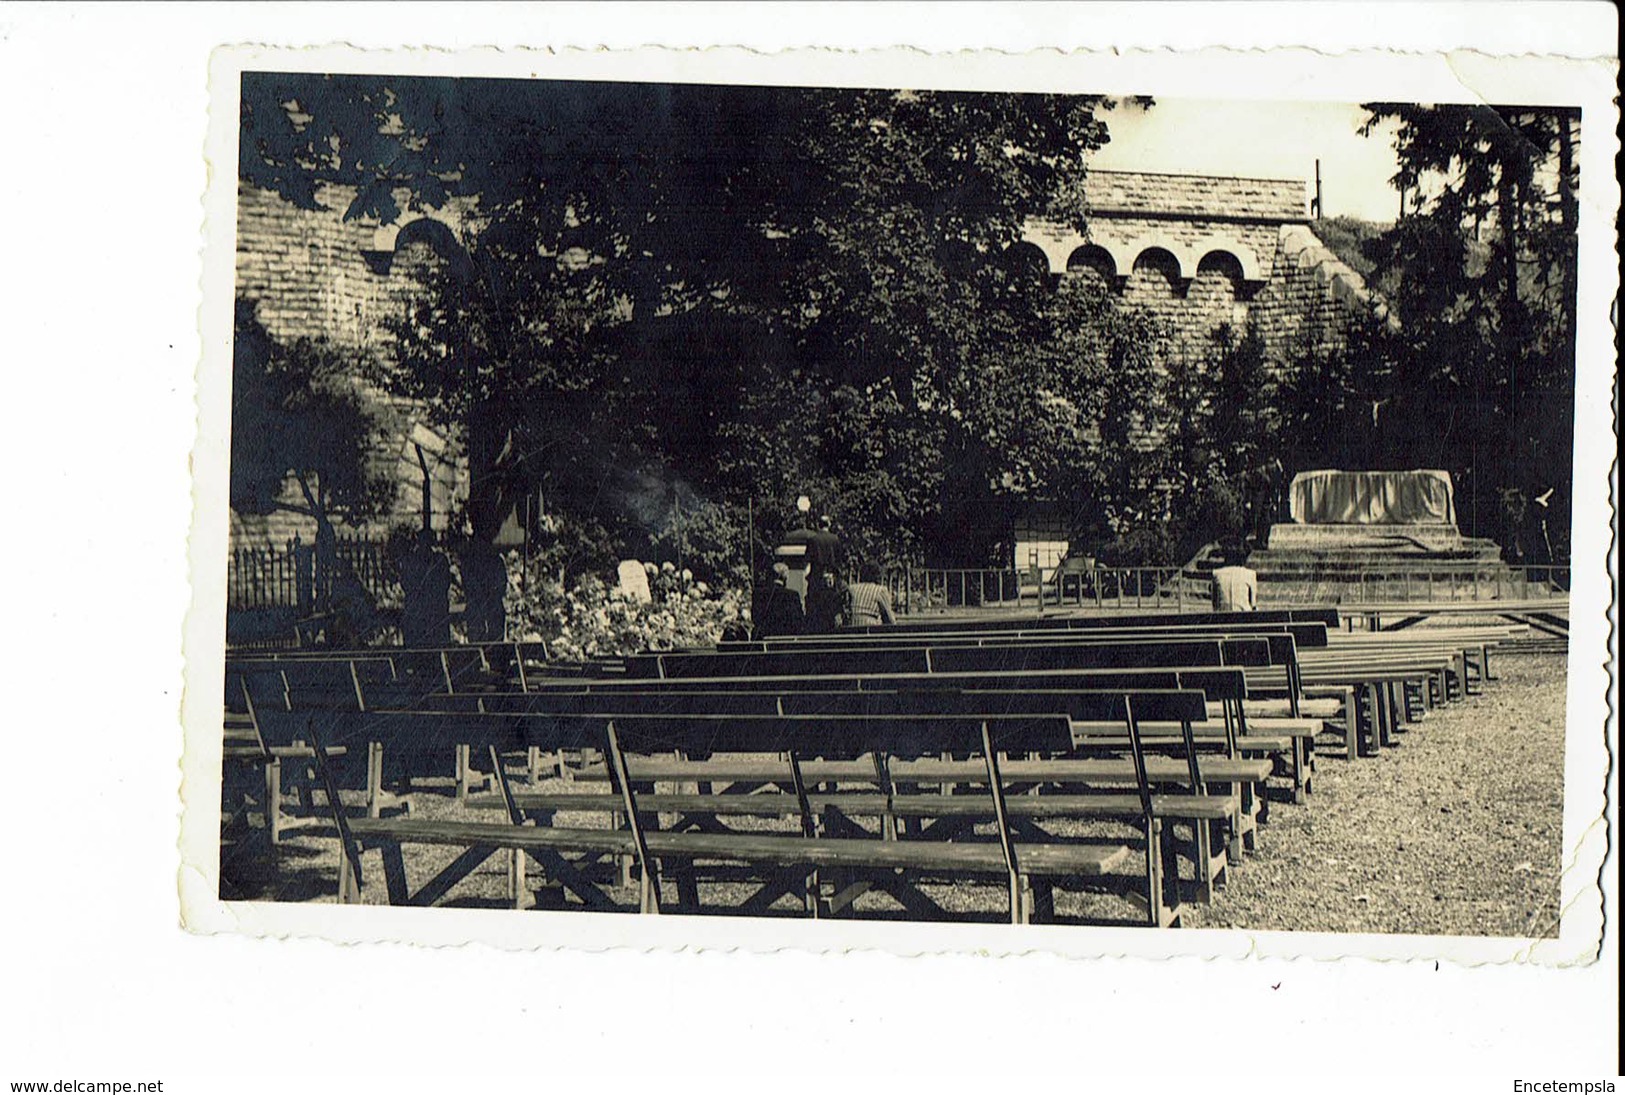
[617,559,652,603]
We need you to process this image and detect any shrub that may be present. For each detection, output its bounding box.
[504,552,748,659]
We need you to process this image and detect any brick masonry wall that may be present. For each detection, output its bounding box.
[231,171,1379,552]
[232,182,469,551]
[1248,224,1379,363]
[1032,171,1376,367]
[1084,171,1305,222]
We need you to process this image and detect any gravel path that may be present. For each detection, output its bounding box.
[220,652,1569,936]
[1181,651,1567,936]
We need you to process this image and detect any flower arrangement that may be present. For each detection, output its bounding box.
[504,552,747,660]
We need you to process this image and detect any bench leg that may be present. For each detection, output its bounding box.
[264,758,283,844]
[1143,818,1166,927]
[638,867,660,914]
[373,841,410,905]
[610,812,633,889]
[1192,821,1218,904]
[674,862,701,912]
[527,746,542,785]
[507,848,528,910]
[456,744,472,804]
[1337,687,1357,761]
[1135,817,1183,927]
[1226,792,1246,862]
[1363,684,1383,751]
[1029,877,1055,923]
[366,743,383,820]
[1158,818,1183,927]
[1007,870,1025,925]
[338,841,361,903]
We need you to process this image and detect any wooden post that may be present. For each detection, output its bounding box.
[456,744,472,804]
[366,742,383,819]
[264,758,282,843]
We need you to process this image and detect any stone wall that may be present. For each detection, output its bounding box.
[1026,170,1385,366]
[230,169,1389,556]
[232,182,469,551]
[1248,223,1395,362]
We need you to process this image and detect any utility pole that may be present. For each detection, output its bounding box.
[1313,159,1323,220]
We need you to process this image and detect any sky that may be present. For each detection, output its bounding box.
[1091,98,1405,223]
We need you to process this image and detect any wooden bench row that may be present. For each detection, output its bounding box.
[246,695,1226,925]
[221,608,1513,924]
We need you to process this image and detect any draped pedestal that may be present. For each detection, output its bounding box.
[1288,469,1457,527]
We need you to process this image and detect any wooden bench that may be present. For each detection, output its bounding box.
[447,687,1237,908]
[252,704,1186,926]
[508,661,1284,834]
[722,621,1331,654]
[224,672,354,842]
[614,637,1278,681]
[420,665,1277,875]
[609,633,1309,800]
[229,657,502,802]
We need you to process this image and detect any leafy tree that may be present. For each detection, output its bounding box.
[230,296,395,533]
[240,74,1148,572]
[1357,103,1580,552]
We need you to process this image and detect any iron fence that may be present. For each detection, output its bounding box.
[1262,563,1571,606]
[883,562,1570,616]
[884,565,1200,615]
[227,533,405,612]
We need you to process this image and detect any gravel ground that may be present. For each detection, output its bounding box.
[219,651,1568,936]
[1181,650,1567,936]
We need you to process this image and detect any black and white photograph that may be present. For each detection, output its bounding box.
[3,7,1619,1090]
[200,57,1602,944]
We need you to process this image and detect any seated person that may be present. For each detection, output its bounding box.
[756,562,807,637]
[845,564,896,627]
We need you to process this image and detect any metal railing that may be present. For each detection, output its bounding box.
[883,562,1570,615]
[1259,563,1570,605]
[884,565,1201,616]
[228,533,406,612]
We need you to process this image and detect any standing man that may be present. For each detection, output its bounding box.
[807,514,843,577]
[459,536,511,672]
[400,529,453,647]
[804,513,846,632]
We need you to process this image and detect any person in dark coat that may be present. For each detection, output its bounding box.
[458,538,510,643]
[399,529,452,648]
[807,514,843,574]
[756,562,807,638]
[802,514,846,632]
[458,536,511,674]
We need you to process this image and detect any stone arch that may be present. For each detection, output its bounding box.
[1001,239,1053,287]
[364,214,467,276]
[1130,246,1184,286]
[1127,234,1197,281]
[1064,243,1119,290]
[1195,249,1245,283]
[1189,249,1248,331]
[1196,236,1263,284]
[1124,245,1186,315]
[392,216,463,257]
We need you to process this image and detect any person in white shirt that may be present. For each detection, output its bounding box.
[1210,542,1258,612]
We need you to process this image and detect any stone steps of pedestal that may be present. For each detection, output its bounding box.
[1248,546,1503,568]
